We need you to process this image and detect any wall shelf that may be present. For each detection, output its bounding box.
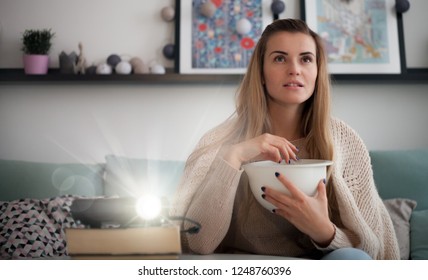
[0,68,243,85]
[1,68,428,85]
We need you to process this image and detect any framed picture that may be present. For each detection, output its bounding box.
[177,0,273,74]
[301,0,401,74]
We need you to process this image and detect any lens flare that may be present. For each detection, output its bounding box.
[135,194,162,220]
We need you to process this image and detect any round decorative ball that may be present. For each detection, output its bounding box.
[150,63,166,74]
[96,63,112,75]
[162,44,175,60]
[130,57,144,68]
[236,18,252,35]
[271,0,285,15]
[115,61,132,75]
[395,0,410,13]
[200,1,217,18]
[106,54,121,68]
[130,57,148,74]
[134,65,147,74]
[161,6,175,22]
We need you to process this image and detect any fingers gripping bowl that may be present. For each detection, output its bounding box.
[243,160,333,211]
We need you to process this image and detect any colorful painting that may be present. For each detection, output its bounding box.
[304,0,401,74]
[179,0,272,74]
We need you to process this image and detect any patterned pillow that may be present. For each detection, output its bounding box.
[0,195,83,259]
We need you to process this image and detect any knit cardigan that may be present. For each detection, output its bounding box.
[171,118,400,259]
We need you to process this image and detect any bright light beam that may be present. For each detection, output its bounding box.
[135,194,162,220]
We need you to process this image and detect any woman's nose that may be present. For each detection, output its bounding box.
[287,61,301,75]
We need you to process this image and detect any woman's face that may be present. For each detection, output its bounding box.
[263,31,318,108]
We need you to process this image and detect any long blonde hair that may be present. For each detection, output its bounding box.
[189,18,334,178]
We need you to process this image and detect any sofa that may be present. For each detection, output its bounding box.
[0,150,427,259]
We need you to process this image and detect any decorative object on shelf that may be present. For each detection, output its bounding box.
[160,4,177,68]
[58,42,87,75]
[21,28,55,74]
[115,61,132,75]
[86,65,97,75]
[130,57,147,74]
[74,42,87,74]
[106,54,122,68]
[96,63,112,75]
[395,0,410,13]
[271,0,285,16]
[178,0,273,74]
[149,61,166,74]
[59,51,77,74]
[161,5,176,22]
[302,0,402,75]
[162,43,175,60]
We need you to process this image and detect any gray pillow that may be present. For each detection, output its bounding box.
[383,198,417,260]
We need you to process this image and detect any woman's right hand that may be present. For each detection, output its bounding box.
[220,133,299,169]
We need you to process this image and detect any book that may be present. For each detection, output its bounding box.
[65,225,181,256]
[70,254,179,260]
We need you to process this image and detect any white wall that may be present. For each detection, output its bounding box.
[1,0,427,163]
[331,83,428,150]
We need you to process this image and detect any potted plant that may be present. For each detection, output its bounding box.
[21,28,55,74]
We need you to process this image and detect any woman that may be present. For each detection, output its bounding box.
[171,18,399,260]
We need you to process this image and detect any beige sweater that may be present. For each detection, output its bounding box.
[171,118,400,259]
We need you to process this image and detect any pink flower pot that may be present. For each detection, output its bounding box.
[23,54,49,74]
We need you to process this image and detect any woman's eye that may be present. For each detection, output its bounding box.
[302,56,314,63]
[273,56,286,63]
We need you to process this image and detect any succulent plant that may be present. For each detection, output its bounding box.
[21,29,55,55]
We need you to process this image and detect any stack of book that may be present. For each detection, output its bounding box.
[65,225,182,260]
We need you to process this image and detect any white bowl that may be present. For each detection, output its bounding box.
[243,159,333,211]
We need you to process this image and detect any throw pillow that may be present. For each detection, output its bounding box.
[410,209,428,260]
[383,198,417,260]
[104,155,185,200]
[0,195,83,259]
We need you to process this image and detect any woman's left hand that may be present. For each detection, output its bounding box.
[262,172,335,247]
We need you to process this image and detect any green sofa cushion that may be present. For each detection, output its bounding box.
[370,149,428,210]
[0,159,104,201]
[410,209,428,260]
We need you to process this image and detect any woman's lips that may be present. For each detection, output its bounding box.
[283,82,304,87]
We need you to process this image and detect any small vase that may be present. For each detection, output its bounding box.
[23,54,49,74]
